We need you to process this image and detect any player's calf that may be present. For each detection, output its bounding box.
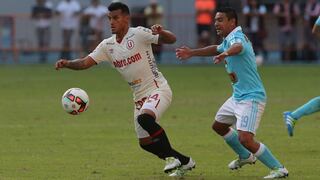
[137,114,172,159]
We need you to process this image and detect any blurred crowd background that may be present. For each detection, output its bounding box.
[0,0,319,64]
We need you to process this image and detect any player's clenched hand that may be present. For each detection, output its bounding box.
[213,52,227,64]
[55,59,69,70]
[176,46,192,60]
[151,24,163,34]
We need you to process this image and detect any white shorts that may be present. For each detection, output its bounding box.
[215,97,266,134]
[133,83,172,138]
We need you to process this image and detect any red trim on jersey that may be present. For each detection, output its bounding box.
[155,99,160,109]
[150,128,164,138]
[154,79,159,88]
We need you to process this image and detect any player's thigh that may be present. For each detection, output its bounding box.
[133,87,172,138]
[215,97,237,125]
[141,87,172,120]
[235,100,265,134]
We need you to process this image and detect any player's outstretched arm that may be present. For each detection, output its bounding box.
[151,24,176,44]
[213,43,243,64]
[55,56,97,70]
[176,45,219,61]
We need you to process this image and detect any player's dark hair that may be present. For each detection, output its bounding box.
[108,2,130,15]
[216,7,238,26]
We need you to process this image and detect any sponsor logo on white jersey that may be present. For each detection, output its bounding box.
[112,53,142,68]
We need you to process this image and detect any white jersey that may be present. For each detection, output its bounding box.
[89,26,168,100]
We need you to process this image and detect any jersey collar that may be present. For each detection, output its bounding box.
[225,26,242,40]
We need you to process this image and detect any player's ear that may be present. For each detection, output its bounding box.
[230,18,236,27]
[122,17,128,25]
[124,14,130,21]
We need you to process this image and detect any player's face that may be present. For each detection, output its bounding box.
[214,12,235,37]
[107,9,129,34]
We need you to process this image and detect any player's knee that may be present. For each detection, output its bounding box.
[137,113,157,132]
[212,121,230,136]
[212,122,218,132]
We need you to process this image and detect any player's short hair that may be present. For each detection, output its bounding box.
[108,2,130,15]
[216,7,238,26]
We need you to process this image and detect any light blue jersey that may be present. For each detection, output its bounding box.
[217,26,266,102]
[316,16,320,26]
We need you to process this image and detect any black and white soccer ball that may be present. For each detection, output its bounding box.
[61,88,89,115]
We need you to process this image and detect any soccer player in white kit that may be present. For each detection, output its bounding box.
[55,2,194,177]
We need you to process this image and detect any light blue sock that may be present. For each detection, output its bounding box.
[254,143,282,169]
[291,96,320,120]
[223,128,251,159]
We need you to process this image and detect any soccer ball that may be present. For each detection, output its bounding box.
[61,88,89,115]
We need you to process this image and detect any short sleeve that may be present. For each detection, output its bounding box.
[217,43,224,53]
[136,26,159,44]
[228,34,245,54]
[229,36,243,46]
[88,40,110,64]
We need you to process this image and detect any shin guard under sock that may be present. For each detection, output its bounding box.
[138,114,189,163]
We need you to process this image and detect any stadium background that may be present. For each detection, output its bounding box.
[0,0,314,64]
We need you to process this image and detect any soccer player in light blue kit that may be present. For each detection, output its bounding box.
[176,7,288,179]
[284,16,320,137]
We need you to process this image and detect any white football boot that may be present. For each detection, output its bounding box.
[228,153,257,170]
[169,158,196,177]
[163,157,181,173]
[264,167,289,179]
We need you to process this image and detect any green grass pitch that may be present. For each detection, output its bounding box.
[0,64,319,179]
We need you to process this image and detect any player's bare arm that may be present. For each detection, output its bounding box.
[55,56,97,70]
[213,43,243,64]
[176,45,219,61]
[151,24,176,44]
